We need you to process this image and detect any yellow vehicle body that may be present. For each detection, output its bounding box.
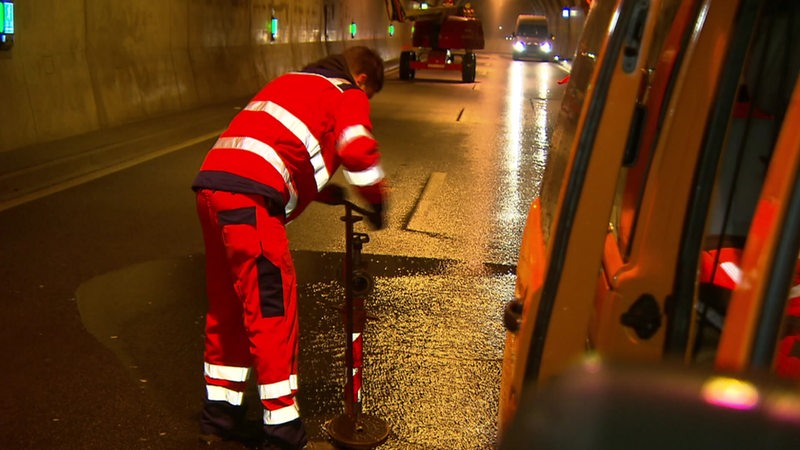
[499,0,800,445]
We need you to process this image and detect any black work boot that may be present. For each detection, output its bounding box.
[199,399,263,446]
[261,418,308,450]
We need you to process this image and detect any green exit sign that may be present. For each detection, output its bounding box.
[1,1,14,50]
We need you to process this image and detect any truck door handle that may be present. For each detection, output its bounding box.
[620,293,662,339]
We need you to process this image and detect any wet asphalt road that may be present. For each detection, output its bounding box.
[0,53,568,449]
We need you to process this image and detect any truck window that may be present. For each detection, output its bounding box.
[607,0,685,257]
[539,1,616,245]
[691,0,800,365]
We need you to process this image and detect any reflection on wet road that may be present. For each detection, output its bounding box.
[298,253,514,449]
[76,251,514,449]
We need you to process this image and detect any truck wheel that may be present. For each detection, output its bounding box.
[462,52,477,83]
[400,51,416,80]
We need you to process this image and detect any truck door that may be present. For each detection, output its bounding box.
[499,0,678,434]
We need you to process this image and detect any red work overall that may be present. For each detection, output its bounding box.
[192,58,386,440]
[701,247,800,378]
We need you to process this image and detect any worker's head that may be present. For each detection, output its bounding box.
[343,46,384,99]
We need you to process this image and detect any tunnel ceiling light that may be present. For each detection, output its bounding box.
[350,21,357,39]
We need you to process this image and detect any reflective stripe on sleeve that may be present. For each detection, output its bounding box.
[204,362,251,382]
[263,402,301,425]
[336,125,374,152]
[245,101,330,192]
[343,164,385,187]
[720,262,742,286]
[206,385,245,405]
[258,375,298,400]
[213,136,298,217]
[325,77,353,89]
[289,72,348,92]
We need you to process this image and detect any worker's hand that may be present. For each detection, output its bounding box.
[365,202,385,230]
[316,183,346,205]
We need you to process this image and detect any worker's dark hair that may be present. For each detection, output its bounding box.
[343,46,385,93]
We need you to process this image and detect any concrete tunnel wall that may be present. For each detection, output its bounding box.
[0,0,411,153]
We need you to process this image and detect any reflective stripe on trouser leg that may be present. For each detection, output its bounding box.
[197,190,256,406]
[259,375,300,424]
[204,363,251,405]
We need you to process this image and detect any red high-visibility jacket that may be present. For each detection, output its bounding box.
[193,67,385,222]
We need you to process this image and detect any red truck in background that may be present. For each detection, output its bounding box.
[398,1,485,83]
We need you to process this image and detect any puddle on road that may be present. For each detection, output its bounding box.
[75,255,207,370]
[76,250,516,449]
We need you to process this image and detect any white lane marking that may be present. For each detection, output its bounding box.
[0,130,223,212]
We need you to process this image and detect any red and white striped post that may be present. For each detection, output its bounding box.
[326,201,389,450]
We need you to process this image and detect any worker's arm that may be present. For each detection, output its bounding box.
[334,89,388,229]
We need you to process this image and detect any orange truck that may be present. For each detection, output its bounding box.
[499,0,800,446]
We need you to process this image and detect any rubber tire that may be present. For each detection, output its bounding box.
[462,52,477,83]
[399,51,416,80]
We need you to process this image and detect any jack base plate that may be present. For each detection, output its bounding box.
[325,413,390,450]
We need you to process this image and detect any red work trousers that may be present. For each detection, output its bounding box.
[196,189,301,425]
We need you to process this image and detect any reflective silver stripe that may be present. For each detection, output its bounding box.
[326,77,352,89]
[206,385,245,405]
[245,100,330,192]
[258,375,298,400]
[213,136,298,217]
[289,72,348,92]
[204,362,251,382]
[352,368,362,401]
[336,124,374,152]
[720,261,742,285]
[343,164,385,187]
[263,402,300,425]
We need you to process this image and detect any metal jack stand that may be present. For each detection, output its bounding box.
[325,201,390,450]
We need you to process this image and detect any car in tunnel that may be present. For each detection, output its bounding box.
[510,14,555,62]
[498,0,800,446]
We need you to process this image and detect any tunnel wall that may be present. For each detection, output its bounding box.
[0,0,409,152]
